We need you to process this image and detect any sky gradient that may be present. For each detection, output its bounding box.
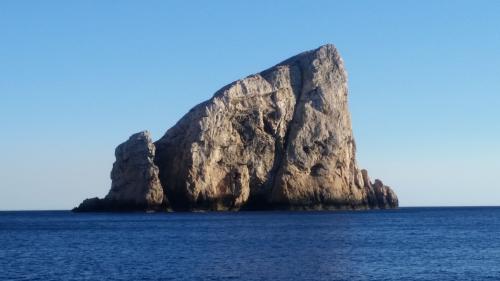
[1,0,499,210]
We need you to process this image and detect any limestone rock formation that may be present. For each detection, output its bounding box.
[74,131,167,212]
[154,44,398,210]
[74,44,398,212]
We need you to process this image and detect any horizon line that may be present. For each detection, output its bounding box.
[2,205,500,212]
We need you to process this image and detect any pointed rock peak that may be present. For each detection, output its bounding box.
[271,43,347,83]
[305,43,340,59]
[129,130,152,141]
[295,44,339,59]
[285,44,339,61]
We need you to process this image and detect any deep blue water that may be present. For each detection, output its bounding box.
[1,208,500,281]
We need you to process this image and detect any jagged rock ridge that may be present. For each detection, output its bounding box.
[74,44,398,212]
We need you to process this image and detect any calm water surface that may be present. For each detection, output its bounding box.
[1,207,499,281]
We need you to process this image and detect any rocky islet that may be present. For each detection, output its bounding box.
[74,44,398,212]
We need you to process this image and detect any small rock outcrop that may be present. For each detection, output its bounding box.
[361,169,398,209]
[74,44,398,212]
[74,131,167,212]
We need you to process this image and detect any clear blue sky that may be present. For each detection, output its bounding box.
[1,1,499,210]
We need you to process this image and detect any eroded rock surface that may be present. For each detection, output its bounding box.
[74,131,167,212]
[154,44,398,210]
[74,44,398,212]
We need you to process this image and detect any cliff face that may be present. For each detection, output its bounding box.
[74,131,167,212]
[74,44,398,212]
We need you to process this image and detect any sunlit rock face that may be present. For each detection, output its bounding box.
[74,44,398,212]
[154,44,398,211]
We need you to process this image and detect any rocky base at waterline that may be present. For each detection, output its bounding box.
[73,197,168,212]
[74,44,398,212]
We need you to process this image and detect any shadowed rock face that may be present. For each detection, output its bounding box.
[74,44,398,212]
[74,131,167,212]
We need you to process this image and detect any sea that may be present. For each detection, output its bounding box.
[1,207,499,281]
